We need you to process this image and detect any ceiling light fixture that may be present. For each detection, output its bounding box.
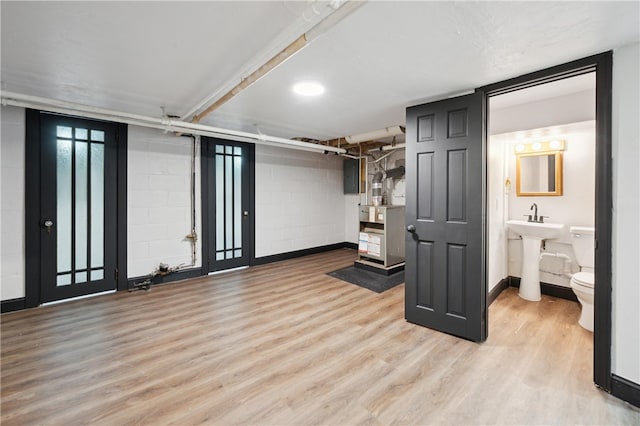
[292,81,325,96]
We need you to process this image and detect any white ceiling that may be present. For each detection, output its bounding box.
[2,1,638,142]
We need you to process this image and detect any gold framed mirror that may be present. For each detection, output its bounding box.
[515,140,564,196]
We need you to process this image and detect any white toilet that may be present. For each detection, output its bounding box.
[569,226,595,332]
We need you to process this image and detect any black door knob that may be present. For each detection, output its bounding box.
[407,225,416,233]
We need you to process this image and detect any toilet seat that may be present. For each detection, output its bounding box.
[571,271,595,289]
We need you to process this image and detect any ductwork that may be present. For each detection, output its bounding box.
[371,165,405,206]
[346,125,405,144]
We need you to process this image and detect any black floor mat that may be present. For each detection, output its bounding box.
[327,266,404,293]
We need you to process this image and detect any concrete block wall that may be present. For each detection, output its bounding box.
[127,127,201,278]
[0,106,26,300]
[255,145,345,258]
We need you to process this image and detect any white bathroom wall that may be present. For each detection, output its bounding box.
[127,127,201,278]
[491,89,595,135]
[254,145,345,258]
[0,106,25,300]
[504,121,596,287]
[489,87,597,291]
[487,133,508,291]
[611,42,640,385]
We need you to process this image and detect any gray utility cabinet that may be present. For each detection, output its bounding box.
[358,205,405,267]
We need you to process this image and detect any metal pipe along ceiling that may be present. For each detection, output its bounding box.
[345,125,405,144]
[0,91,346,154]
[185,0,365,123]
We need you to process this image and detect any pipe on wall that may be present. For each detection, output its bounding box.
[1,91,346,154]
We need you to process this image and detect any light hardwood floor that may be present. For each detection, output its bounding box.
[2,248,638,425]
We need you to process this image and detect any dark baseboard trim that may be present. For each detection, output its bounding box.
[343,241,358,250]
[1,298,26,314]
[508,276,578,302]
[127,267,204,290]
[488,278,509,306]
[253,242,355,266]
[611,374,640,409]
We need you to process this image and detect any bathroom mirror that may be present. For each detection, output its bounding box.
[516,151,563,196]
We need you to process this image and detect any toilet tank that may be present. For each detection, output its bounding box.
[570,226,595,270]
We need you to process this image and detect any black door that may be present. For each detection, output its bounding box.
[204,138,254,272]
[404,91,486,342]
[39,113,119,302]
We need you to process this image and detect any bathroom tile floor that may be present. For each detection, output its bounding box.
[1,249,638,425]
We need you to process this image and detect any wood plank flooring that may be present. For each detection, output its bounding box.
[2,248,639,425]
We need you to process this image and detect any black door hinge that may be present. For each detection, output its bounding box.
[115,268,119,280]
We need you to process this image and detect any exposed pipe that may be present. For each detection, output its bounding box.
[539,252,573,277]
[371,165,405,206]
[381,143,406,151]
[1,91,346,154]
[184,135,198,267]
[185,0,365,123]
[371,171,384,206]
[345,125,405,144]
[189,35,307,123]
[369,151,395,163]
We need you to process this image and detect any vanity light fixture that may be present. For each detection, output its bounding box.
[292,81,325,96]
[513,140,565,154]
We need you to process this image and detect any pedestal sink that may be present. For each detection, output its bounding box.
[505,220,565,301]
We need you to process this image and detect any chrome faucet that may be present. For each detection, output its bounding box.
[530,203,538,222]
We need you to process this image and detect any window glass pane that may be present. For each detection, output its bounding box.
[90,269,104,281]
[216,252,224,261]
[225,250,232,259]
[215,145,224,154]
[225,146,232,154]
[225,155,233,249]
[57,139,72,273]
[75,128,88,140]
[75,141,88,271]
[57,274,71,287]
[57,126,72,138]
[91,143,104,268]
[90,130,104,142]
[234,147,241,156]
[234,155,242,248]
[234,249,242,258]
[76,271,87,284]
[215,155,224,251]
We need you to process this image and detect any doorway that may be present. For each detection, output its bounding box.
[481,53,612,389]
[25,110,128,305]
[405,52,612,389]
[202,138,255,273]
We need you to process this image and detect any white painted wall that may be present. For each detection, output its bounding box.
[487,133,508,291]
[127,127,201,278]
[611,42,640,385]
[491,89,595,135]
[489,86,596,291]
[0,106,25,300]
[344,193,360,244]
[506,121,596,287]
[254,145,345,257]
